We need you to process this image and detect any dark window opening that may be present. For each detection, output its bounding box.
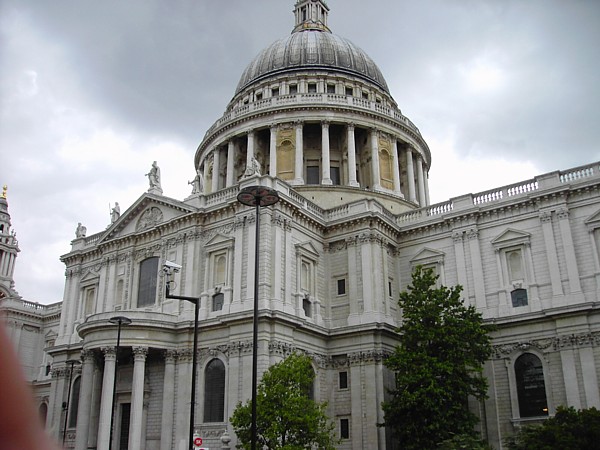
[362,92,369,100]
[204,359,226,422]
[212,292,224,312]
[340,418,350,439]
[289,84,298,95]
[331,167,341,185]
[515,353,548,417]
[307,166,319,185]
[308,83,317,93]
[119,403,131,450]
[511,288,528,307]
[303,297,312,317]
[337,279,346,295]
[272,87,279,97]
[345,87,353,96]
[339,371,348,389]
[255,92,262,101]
[138,257,158,307]
[327,84,336,94]
[68,377,81,428]
[388,281,393,297]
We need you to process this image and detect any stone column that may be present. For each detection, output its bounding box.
[203,161,211,195]
[160,350,177,450]
[405,146,417,202]
[294,121,304,184]
[424,169,430,206]
[321,121,332,185]
[370,129,381,190]
[560,348,582,409]
[467,229,487,309]
[174,349,193,449]
[75,350,95,450]
[540,211,564,297]
[269,125,277,177]
[416,155,426,207]
[226,141,235,187]
[391,138,402,196]
[211,148,221,193]
[246,130,255,172]
[97,347,116,450]
[128,347,147,450]
[347,124,359,187]
[557,208,583,296]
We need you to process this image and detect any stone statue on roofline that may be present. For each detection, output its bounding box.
[146,161,163,194]
[189,168,204,195]
[243,155,262,178]
[111,202,120,223]
[75,222,87,238]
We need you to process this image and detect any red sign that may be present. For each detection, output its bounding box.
[194,437,203,447]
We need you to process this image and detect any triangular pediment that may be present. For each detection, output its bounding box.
[99,193,197,243]
[295,241,320,259]
[491,228,531,248]
[80,270,100,284]
[410,247,445,263]
[585,208,600,229]
[205,233,234,251]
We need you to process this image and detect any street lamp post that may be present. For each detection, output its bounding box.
[108,316,132,450]
[163,263,200,450]
[62,358,81,446]
[237,185,280,450]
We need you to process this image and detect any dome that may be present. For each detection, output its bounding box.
[235,7,389,95]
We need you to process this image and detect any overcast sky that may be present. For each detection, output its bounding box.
[2,0,599,304]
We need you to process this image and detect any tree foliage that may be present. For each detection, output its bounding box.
[230,352,337,450]
[505,406,600,449]
[382,266,493,449]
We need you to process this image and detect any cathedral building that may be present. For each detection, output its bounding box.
[2,1,600,449]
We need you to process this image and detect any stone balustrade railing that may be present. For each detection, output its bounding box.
[76,162,599,248]
[203,93,422,141]
[0,297,62,313]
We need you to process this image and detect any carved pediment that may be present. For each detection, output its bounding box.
[99,193,197,244]
[491,228,531,249]
[410,247,445,264]
[295,241,321,259]
[585,208,600,229]
[205,233,234,251]
[80,270,100,284]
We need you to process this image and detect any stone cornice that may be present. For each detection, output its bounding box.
[492,330,600,358]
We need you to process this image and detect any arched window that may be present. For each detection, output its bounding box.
[138,257,159,307]
[204,359,225,422]
[68,377,81,428]
[215,255,227,285]
[39,403,48,427]
[515,353,548,417]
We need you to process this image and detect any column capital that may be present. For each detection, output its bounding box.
[270,123,278,132]
[321,120,330,127]
[163,349,178,363]
[101,346,116,359]
[81,348,95,362]
[246,129,255,136]
[347,123,355,131]
[132,346,148,360]
[295,120,304,127]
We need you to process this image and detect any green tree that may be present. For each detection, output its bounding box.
[505,406,600,449]
[382,266,493,449]
[230,352,337,450]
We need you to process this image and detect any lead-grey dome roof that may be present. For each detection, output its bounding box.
[235,29,390,95]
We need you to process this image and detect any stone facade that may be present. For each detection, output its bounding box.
[2,2,600,449]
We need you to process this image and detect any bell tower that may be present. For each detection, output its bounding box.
[293,0,331,33]
[0,186,20,299]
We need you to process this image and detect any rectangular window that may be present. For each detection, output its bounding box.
[337,278,346,295]
[308,83,317,93]
[307,166,320,184]
[511,289,528,307]
[362,92,369,100]
[339,371,348,389]
[388,281,393,297]
[340,418,350,439]
[327,84,336,94]
[331,166,341,185]
[255,92,262,101]
[272,87,279,97]
[289,84,298,94]
[138,257,159,307]
[345,87,353,96]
